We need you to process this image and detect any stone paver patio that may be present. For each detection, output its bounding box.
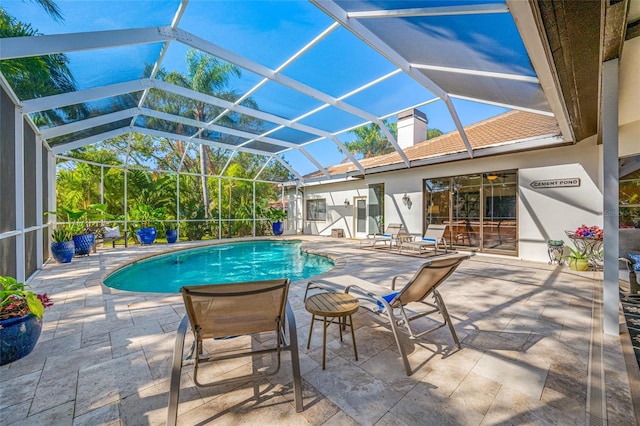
[1,237,637,425]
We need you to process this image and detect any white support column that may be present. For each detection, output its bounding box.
[35,133,43,269]
[252,181,256,237]
[218,178,222,239]
[15,107,25,282]
[176,172,180,238]
[602,59,620,336]
[302,186,306,234]
[124,137,131,233]
[100,166,104,205]
[48,153,57,223]
[123,167,128,233]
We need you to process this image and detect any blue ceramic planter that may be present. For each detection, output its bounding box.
[73,233,95,256]
[272,222,284,236]
[51,240,75,263]
[136,227,157,245]
[0,313,42,366]
[166,229,178,244]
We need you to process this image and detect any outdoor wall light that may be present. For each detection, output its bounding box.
[402,193,412,209]
[344,198,350,207]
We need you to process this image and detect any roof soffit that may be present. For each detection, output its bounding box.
[534,0,602,144]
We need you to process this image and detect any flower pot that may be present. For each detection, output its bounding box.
[72,233,95,256]
[51,240,75,263]
[166,229,178,244]
[0,313,42,366]
[272,221,284,236]
[136,227,157,245]
[568,258,589,271]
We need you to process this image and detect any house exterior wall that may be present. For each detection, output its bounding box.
[619,36,640,159]
[302,138,603,264]
[300,35,640,264]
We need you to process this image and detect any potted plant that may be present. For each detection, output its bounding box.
[51,204,110,256]
[50,226,74,264]
[564,244,590,271]
[165,226,178,244]
[0,276,53,365]
[265,207,287,236]
[129,203,165,245]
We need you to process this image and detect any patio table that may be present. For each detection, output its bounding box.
[305,292,359,370]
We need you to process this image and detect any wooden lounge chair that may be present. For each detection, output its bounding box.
[359,223,405,250]
[399,224,448,256]
[167,279,303,425]
[346,254,470,375]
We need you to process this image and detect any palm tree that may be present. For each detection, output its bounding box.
[344,121,397,159]
[344,119,444,159]
[147,49,246,217]
[1,0,63,21]
[0,3,86,126]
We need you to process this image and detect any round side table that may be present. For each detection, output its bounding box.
[305,292,359,370]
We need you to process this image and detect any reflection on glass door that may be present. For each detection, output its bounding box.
[368,184,384,234]
[424,170,518,255]
[451,174,481,250]
[354,197,367,238]
[482,173,517,252]
[425,178,450,239]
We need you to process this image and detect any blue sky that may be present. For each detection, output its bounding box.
[5,0,514,176]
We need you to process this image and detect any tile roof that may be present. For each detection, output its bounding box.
[304,110,561,179]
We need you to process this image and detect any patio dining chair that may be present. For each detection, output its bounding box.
[359,223,405,249]
[306,253,470,376]
[399,224,449,256]
[167,279,303,425]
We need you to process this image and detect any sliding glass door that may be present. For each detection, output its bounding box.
[424,170,518,255]
[368,184,384,235]
[482,173,517,252]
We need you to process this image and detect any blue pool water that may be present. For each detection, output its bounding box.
[104,240,333,293]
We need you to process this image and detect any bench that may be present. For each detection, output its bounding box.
[91,225,128,252]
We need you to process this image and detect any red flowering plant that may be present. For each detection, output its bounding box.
[574,225,603,239]
[0,276,53,322]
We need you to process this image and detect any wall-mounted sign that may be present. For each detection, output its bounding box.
[530,178,581,189]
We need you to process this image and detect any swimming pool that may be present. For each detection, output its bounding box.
[104,240,334,293]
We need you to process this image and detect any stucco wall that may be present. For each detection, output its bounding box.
[619,36,640,158]
[517,137,602,262]
[303,138,603,263]
[301,181,369,237]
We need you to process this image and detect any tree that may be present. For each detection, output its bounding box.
[144,49,291,215]
[344,121,397,159]
[427,128,443,140]
[146,49,244,218]
[0,6,86,126]
[23,0,63,21]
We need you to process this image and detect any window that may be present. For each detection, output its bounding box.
[306,199,326,221]
[620,165,640,228]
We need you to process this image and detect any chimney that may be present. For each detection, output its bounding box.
[397,109,427,149]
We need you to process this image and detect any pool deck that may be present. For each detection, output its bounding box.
[1,236,638,425]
